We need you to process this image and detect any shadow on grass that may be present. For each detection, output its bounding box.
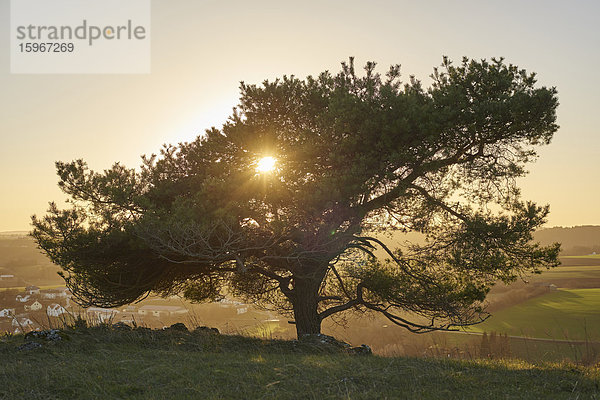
[0,326,598,399]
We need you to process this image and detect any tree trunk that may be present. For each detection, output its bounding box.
[291,276,322,337]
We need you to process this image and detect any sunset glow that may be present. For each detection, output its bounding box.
[256,156,276,173]
[1,0,599,231]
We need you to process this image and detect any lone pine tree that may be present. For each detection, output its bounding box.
[33,57,560,338]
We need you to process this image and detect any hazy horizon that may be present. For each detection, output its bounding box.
[1,0,600,231]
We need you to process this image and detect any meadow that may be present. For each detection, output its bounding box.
[469,288,600,341]
[425,261,600,363]
[1,325,598,399]
[469,261,600,340]
[317,261,600,364]
[531,264,600,281]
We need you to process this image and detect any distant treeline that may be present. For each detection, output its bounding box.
[534,225,600,256]
[388,225,600,256]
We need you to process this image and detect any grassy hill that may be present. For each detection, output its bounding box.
[468,288,600,341]
[0,326,598,399]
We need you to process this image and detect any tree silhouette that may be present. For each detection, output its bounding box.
[32,57,560,338]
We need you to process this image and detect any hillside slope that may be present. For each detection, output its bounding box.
[0,327,598,399]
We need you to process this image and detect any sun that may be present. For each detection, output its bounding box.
[256,156,277,173]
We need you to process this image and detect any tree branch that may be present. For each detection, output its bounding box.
[318,283,364,321]
[409,184,468,221]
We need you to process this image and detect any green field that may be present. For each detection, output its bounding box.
[534,264,600,279]
[469,288,600,341]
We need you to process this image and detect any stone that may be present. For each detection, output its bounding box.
[348,344,372,355]
[193,326,220,334]
[299,333,351,349]
[112,322,132,331]
[165,323,188,332]
[18,341,42,351]
[25,329,62,342]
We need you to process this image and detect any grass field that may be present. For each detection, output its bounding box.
[532,265,600,280]
[433,330,600,364]
[563,255,600,259]
[0,326,598,399]
[2,262,600,369]
[440,263,600,361]
[468,288,600,341]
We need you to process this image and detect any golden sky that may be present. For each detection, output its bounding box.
[1,0,599,231]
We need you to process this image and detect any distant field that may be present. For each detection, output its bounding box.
[532,264,600,281]
[468,288,600,341]
[325,262,600,362]
[563,255,600,259]
[0,284,64,292]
